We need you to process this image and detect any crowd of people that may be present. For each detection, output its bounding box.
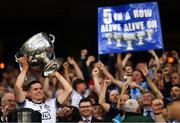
[0,49,179,123]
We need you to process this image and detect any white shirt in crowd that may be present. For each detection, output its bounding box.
[71,90,89,108]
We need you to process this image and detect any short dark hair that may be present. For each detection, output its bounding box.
[26,80,41,91]
[72,79,85,91]
[79,97,93,107]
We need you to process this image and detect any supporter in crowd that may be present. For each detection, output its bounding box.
[122,99,154,122]
[0,92,16,122]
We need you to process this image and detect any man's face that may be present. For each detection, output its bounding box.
[132,71,143,84]
[167,102,180,121]
[109,90,119,104]
[77,83,86,94]
[79,102,93,117]
[171,86,180,100]
[118,94,129,110]
[29,83,45,102]
[1,93,16,111]
[143,93,153,106]
[93,105,103,119]
[171,73,180,85]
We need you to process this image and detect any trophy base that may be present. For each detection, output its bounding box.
[42,58,63,76]
[116,41,122,47]
[138,40,144,45]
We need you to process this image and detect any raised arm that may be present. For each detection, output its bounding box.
[116,53,125,81]
[96,61,123,88]
[92,67,102,96]
[148,50,160,65]
[63,62,71,84]
[67,57,84,80]
[122,53,132,68]
[43,77,52,99]
[15,57,28,103]
[80,49,92,86]
[53,71,73,104]
[138,63,164,99]
[99,79,111,112]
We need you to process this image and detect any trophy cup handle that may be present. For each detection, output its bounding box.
[49,34,55,44]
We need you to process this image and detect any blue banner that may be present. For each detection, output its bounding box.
[98,2,163,54]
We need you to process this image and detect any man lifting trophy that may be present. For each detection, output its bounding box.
[15,32,63,76]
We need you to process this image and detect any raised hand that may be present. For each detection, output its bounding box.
[67,57,76,66]
[92,67,100,76]
[126,53,132,58]
[86,55,95,66]
[17,56,29,70]
[104,78,112,86]
[137,63,149,77]
[95,61,105,70]
[57,106,73,117]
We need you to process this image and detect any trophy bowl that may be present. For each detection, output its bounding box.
[136,31,146,45]
[15,32,63,76]
[103,32,113,45]
[113,32,123,47]
[146,29,154,40]
[123,33,136,50]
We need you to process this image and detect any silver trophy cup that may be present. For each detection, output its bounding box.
[136,31,146,45]
[103,32,113,45]
[113,32,123,47]
[123,33,136,50]
[146,29,154,41]
[15,32,63,76]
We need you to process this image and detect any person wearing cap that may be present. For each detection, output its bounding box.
[122,99,154,122]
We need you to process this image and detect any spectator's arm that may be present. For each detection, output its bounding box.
[148,50,160,65]
[63,62,71,84]
[97,61,123,88]
[86,55,95,67]
[15,57,28,103]
[108,54,116,77]
[80,49,92,86]
[138,63,164,99]
[92,67,101,96]
[99,79,111,112]
[116,53,125,81]
[53,71,73,104]
[122,53,132,68]
[120,81,130,95]
[67,57,84,80]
